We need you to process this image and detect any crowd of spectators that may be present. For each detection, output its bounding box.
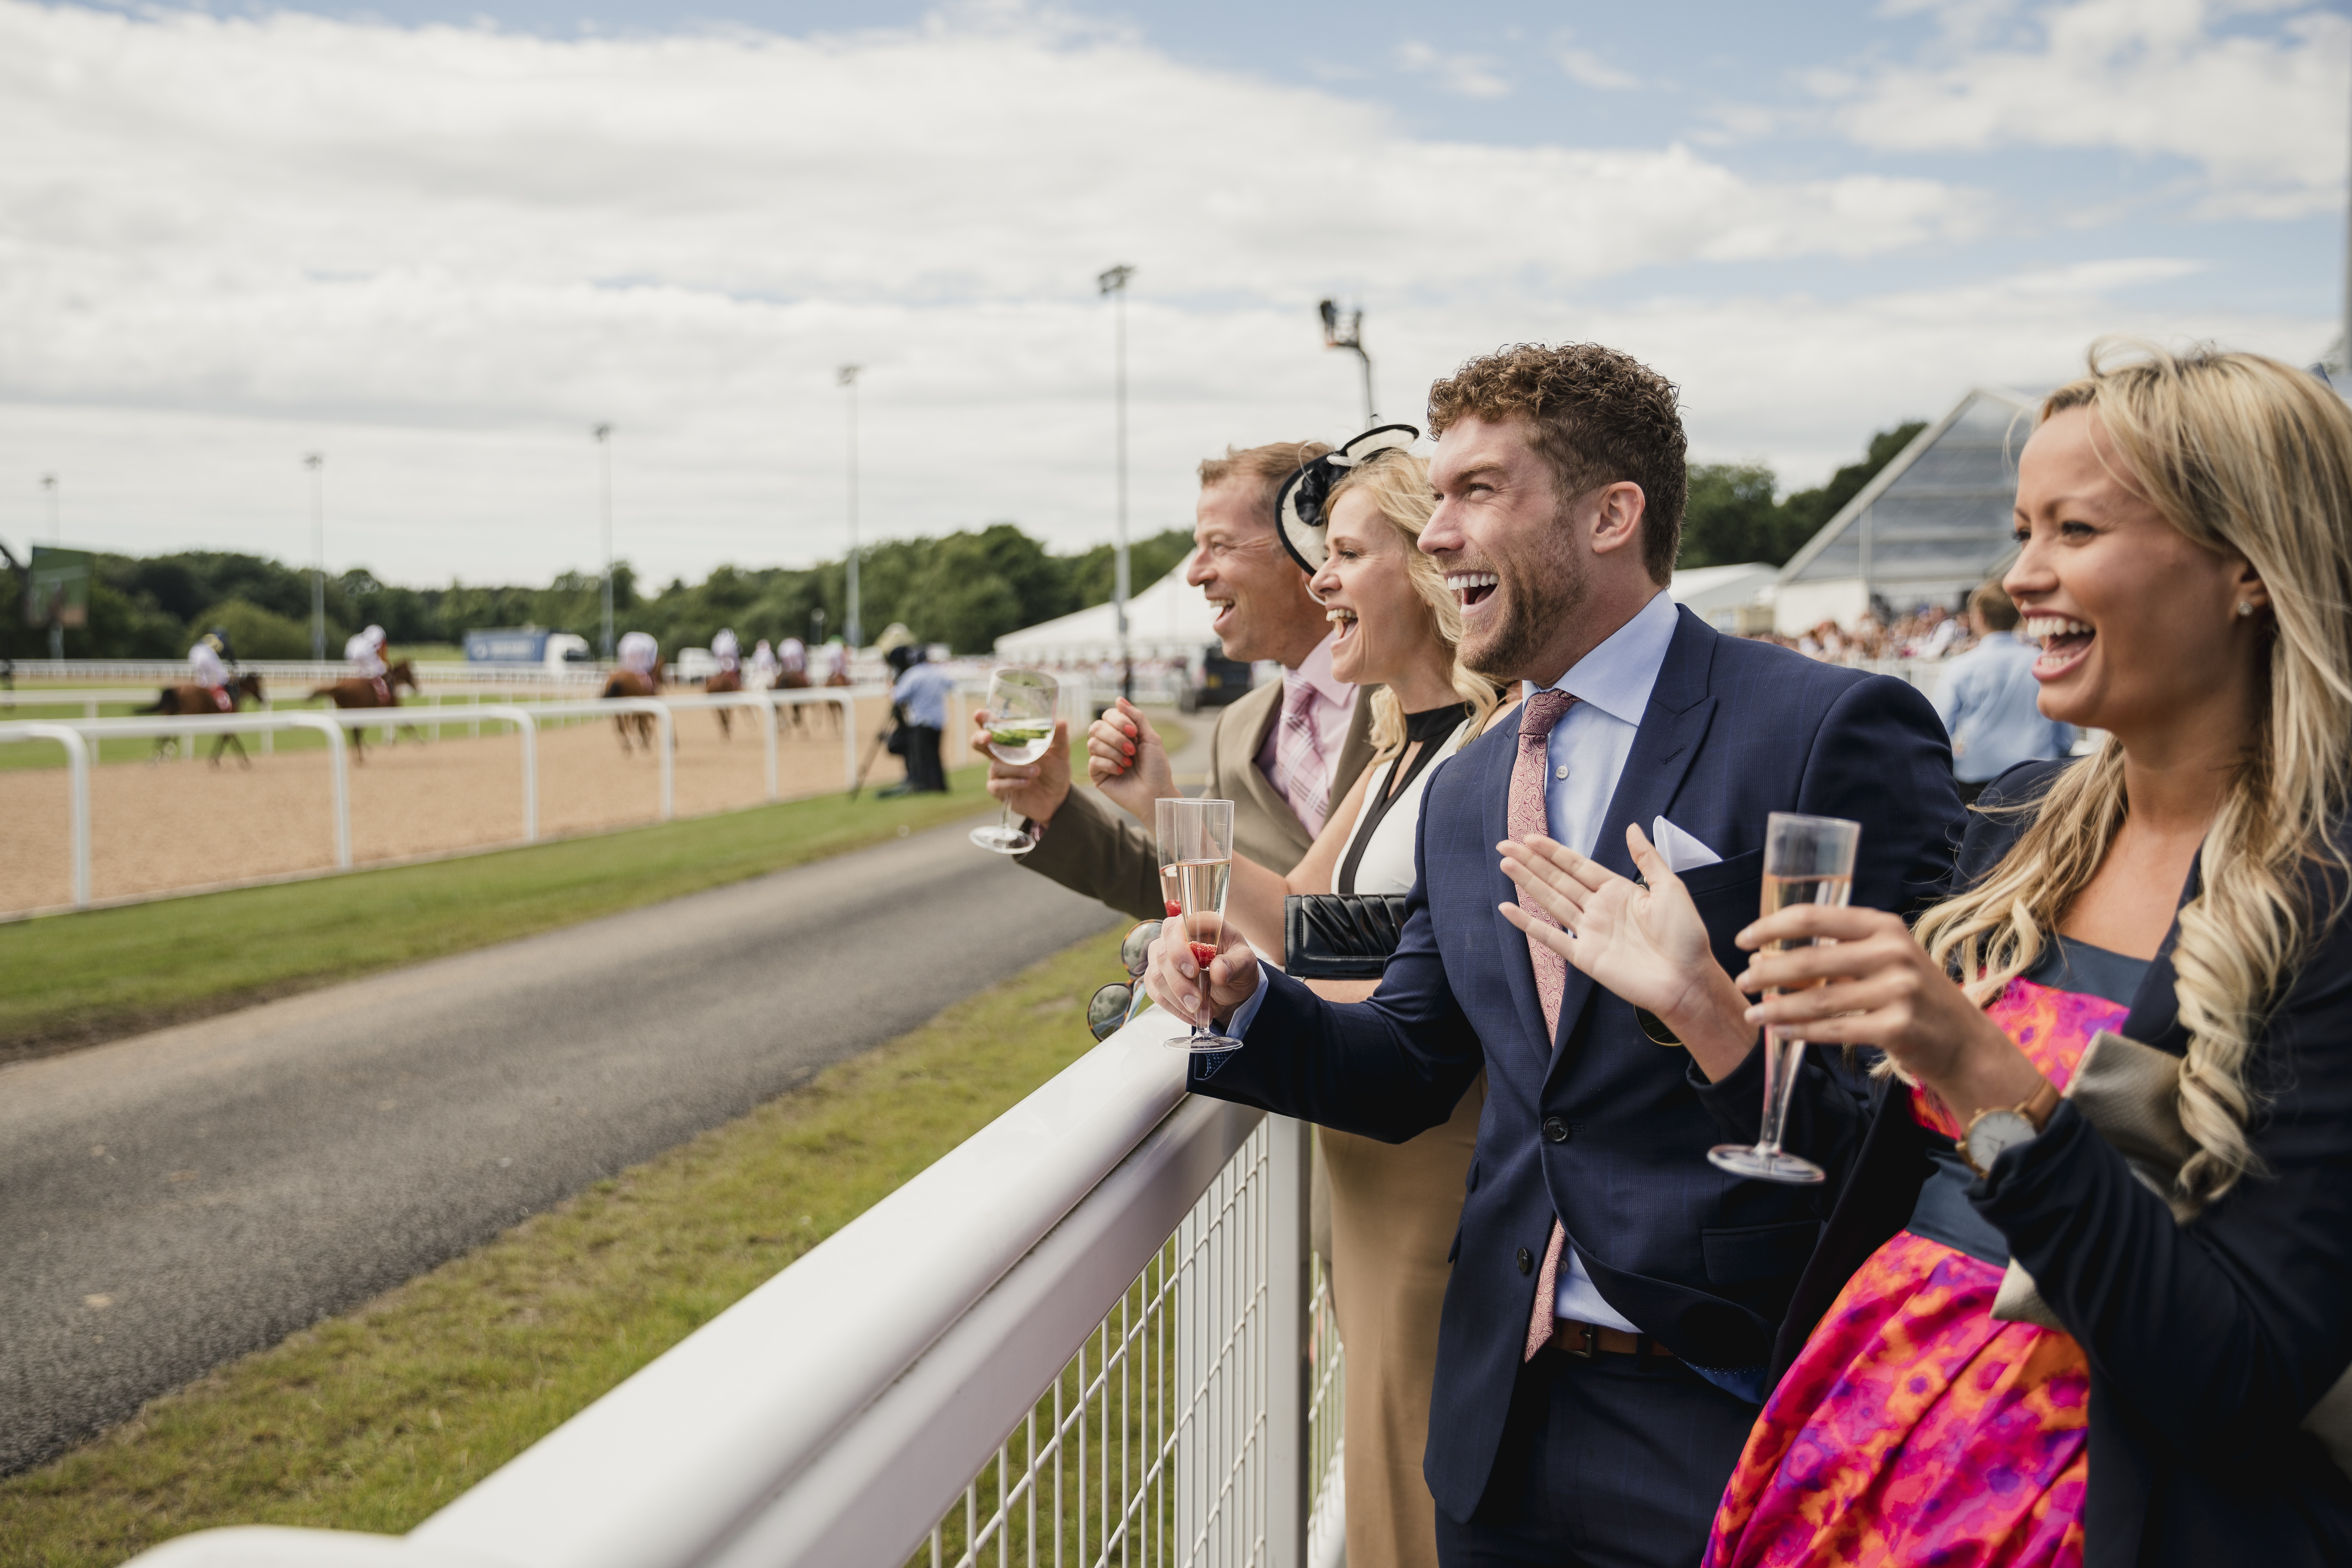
[968,338,2352,1568]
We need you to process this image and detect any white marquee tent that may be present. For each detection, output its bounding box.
[992,562,1218,663]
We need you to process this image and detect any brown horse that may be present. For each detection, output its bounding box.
[705,667,742,739]
[308,659,422,761]
[601,668,664,753]
[138,672,268,767]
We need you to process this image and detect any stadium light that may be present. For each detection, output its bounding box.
[1319,298,1377,427]
[594,424,614,661]
[838,366,862,651]
[1098,264,1135,701]
[304,454,325,662]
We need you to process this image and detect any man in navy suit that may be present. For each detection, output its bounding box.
[1146,343,1963,1567]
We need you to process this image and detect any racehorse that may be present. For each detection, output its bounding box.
[601,668,665,753]
[308,658,423,761]
[705,666,742,739]
[138,672,268,767]
[771,666,813,736]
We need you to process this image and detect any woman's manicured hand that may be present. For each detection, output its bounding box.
[1735,905,2043,1116]
[1499,824,1755,1079]
[1087,698,1177,821]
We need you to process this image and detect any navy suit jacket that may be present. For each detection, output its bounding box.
[1188,608,1965,1518]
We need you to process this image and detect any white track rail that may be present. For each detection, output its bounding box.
[0,689,867,913]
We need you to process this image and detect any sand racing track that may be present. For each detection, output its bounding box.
[0,696,902,916]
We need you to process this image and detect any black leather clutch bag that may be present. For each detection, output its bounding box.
[1283,893,1410,979]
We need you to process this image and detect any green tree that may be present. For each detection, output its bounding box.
[1674,421,1929,571]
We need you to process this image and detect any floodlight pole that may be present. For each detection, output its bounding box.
[40,474,60,659]
[304,454,325,662]
[838,366,863,651]
[594,424,614,660]
[1099,264,1134,701]
[1318,299,1377,426]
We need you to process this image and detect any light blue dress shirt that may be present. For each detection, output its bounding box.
[1529,589,1679,1332]
[1932,631,2075,783]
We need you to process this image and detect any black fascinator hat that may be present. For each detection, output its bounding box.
[1274,424,1422,574]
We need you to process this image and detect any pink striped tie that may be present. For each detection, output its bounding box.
[1271,677,1331,838]
[1509,688,1579,1362]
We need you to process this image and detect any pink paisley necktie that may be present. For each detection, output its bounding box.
[1271,676,1332,838]
[1510,687,1579,1362]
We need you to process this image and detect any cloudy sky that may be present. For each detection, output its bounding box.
[4,0,2346,589]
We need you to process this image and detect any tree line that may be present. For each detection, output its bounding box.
[1,422,1920,662]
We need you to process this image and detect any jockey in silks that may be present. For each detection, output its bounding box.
[749,638,780,690]
[345,624,391,704]
[188,637,235,712]
[711,627,740,676]
[821,640,848,684]
[779,636,808,680]
[617,630,660,684]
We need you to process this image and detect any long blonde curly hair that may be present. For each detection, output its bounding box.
[1911,342,2352,1206]
[1324,448,1503,758]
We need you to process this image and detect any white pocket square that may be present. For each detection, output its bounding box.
[1650,816,1725,875]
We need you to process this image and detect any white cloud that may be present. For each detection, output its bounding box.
[1393,40,1512,100]
[1556,38,1640,92]
[0,1,2317,589]
[1824,0,2351,218]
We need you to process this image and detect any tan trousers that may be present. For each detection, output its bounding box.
[1320,1074,1484,1568]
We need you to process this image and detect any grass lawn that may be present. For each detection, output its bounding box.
[0,923,1127,1568]
[0,765,1003,1061]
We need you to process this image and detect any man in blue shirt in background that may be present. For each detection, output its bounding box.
[1933,580,2076,804]
[884,646,956,796]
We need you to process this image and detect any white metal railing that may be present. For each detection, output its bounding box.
[121,1012,1341,1568]
[0,688,867,914]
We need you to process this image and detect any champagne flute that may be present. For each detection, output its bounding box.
[969,668,1060,854]
[1155,796,1183,919]
[1161,798,1243,1053]
[1707,811,1861,1185]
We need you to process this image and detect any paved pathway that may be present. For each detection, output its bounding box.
[0,817,1117,1474]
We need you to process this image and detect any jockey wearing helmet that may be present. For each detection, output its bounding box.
[779,636,808,676]
[711,627,740,675]
[345,624,390,703]
[617,630,660,683]
[188,637,234,712]
[750,638,779,689]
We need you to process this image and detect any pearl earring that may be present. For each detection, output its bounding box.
[2237,601,2255,617]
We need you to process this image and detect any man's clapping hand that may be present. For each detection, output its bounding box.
[971,708,1070,828]
[1088,698,1178,822]
[1144,916,1260,1028]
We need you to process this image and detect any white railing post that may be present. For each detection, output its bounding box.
[759,697,778,802]
[654,703,674,821]
[291,714,352,870]
[470,705,539,844]
[9,723,92,907]
[1266,1115,1313,1568]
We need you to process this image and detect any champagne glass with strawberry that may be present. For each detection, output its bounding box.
[1162,798,1242,1053]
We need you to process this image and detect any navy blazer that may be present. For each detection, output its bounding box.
[1188,608,1965,1518]
[1789,760,2352,1567]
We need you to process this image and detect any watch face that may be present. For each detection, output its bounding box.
[1966,1109,2037,1172]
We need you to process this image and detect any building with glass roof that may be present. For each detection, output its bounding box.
[1774,387,2036,633]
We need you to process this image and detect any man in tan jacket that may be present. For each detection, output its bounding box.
[982,440,1377,917]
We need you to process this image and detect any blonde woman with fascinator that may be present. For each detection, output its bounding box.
[1090,433,1502,1568]
[1502,343,2352,1566]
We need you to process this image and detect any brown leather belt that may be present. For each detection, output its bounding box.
[1551,1318,1679,1361]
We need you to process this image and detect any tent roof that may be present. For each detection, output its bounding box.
[1778,387,2037,601]
[993,562,1219,660]
[1667,561,1777,612]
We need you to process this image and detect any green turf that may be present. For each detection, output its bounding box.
[0,924,1126,1567]
[0,766,1000,1060]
